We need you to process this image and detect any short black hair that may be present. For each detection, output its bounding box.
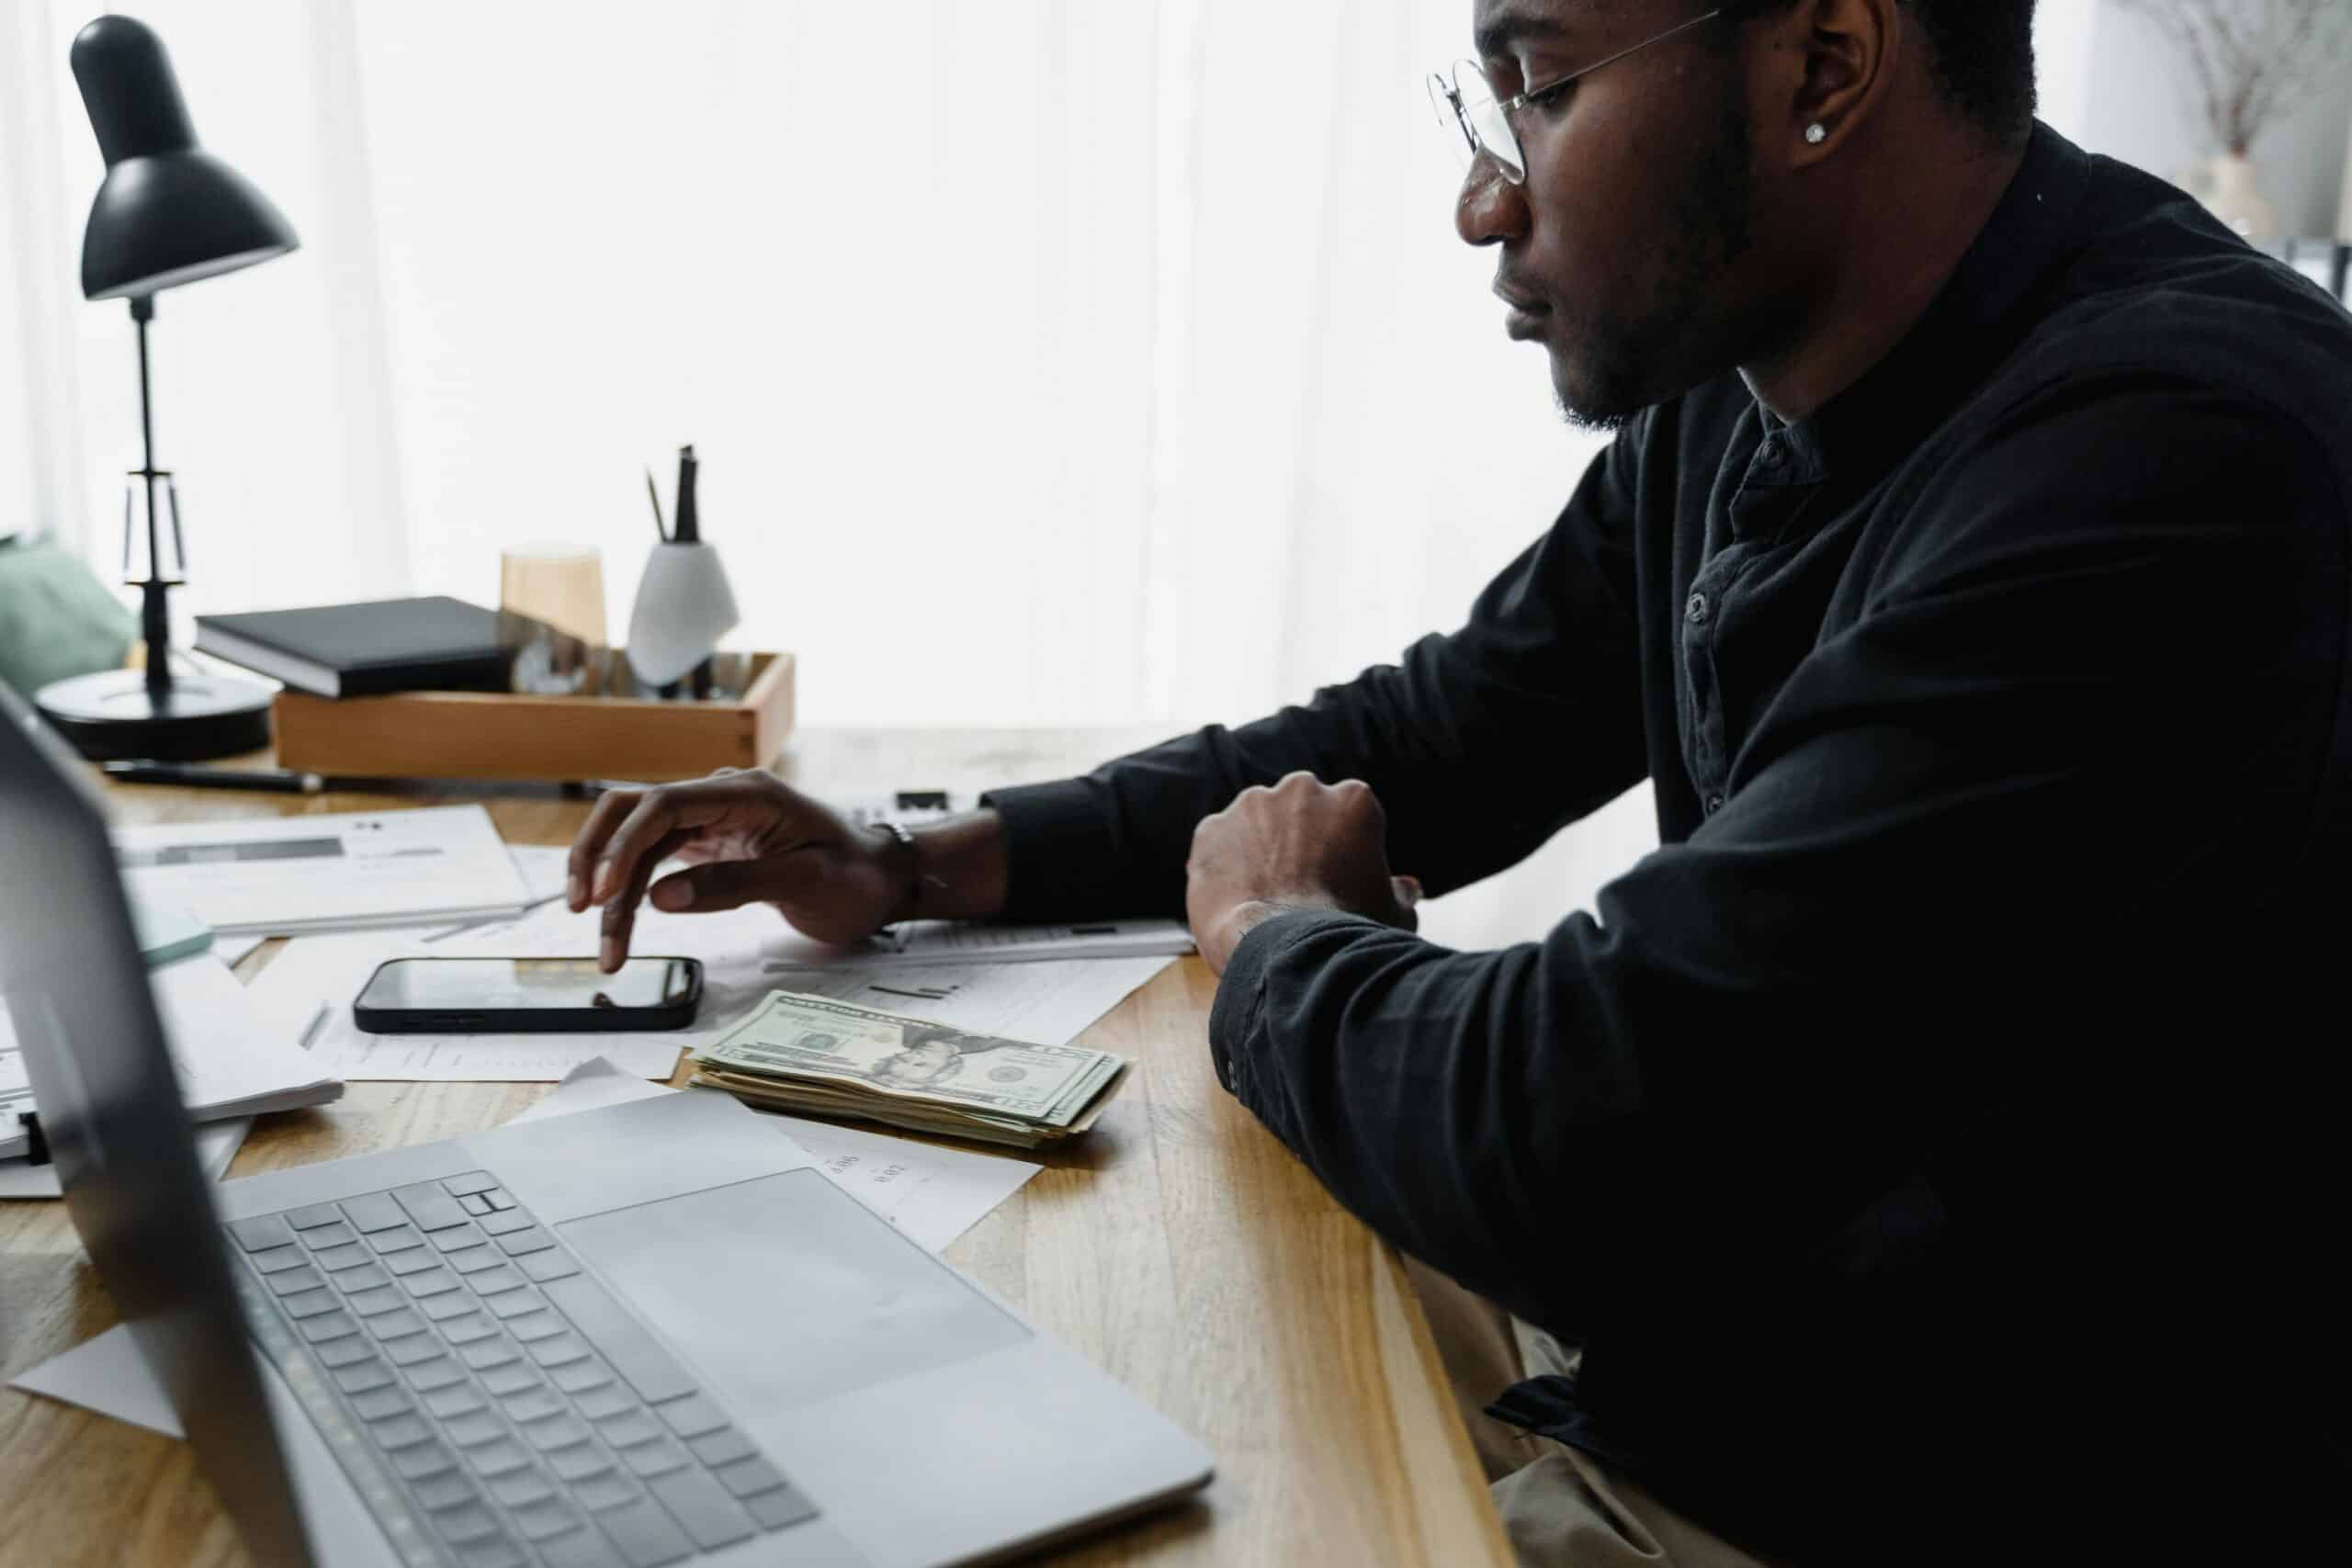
[1724,0,2039,144]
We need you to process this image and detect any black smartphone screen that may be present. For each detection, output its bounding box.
[354,956,700,1030]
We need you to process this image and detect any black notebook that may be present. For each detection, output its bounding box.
[194,596,510,698]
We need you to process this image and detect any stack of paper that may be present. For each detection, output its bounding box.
[111,806,529,936]
[692,989,1129,1149]
[1,953,338,1197]
[144,955,345,1118]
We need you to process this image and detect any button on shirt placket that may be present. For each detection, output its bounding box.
[1685,427,1822,818]
[1682,572,1732,807]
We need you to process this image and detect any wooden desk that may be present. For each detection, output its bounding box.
[0,728,1510,1568]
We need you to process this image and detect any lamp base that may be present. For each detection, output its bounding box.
[35,668,274,761]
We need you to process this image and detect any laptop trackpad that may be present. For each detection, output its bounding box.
[557,1168,1029,1412]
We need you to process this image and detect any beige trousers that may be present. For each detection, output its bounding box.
[1405,1258,1781,1568]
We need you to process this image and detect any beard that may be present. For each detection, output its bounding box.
[1550,100,1760,432]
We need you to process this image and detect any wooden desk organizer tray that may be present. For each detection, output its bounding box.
[272,651,795,784]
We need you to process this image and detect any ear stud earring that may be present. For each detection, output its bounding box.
[1805,123,1827,145]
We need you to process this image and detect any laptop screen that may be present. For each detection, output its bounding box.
[0,678,317,1567]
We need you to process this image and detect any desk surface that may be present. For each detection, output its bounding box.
[0,728,1510,1568]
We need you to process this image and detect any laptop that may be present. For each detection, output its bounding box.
[0,680,1211,1568]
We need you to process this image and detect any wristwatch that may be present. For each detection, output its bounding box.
[869,820,921,923]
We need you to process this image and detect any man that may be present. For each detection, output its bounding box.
[572,0,2352,1560]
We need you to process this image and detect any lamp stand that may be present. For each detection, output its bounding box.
[35,294,275,761]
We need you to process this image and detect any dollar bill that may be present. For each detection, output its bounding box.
[695,990,1125,1128]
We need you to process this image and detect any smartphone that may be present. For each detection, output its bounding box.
[352,956,703,1033]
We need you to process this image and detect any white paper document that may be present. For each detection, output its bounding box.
[768,916,1194,967]
[111,806,529,937]
[12,1055,1035,1435]
[150,954,344,1119]
[9,1323,185,1438]
[504,843,574,910]
[778,1114,1039,1252]
[763,953,1174,1046]
[2,954,334,1164]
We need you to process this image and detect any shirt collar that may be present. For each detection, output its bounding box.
[1772,121,2096,479]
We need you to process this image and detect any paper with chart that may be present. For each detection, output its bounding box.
[111,806,529,936]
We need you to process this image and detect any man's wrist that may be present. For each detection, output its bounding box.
[867,822,922,924]
[1206,897,1330,973]
[896,809,1010,924]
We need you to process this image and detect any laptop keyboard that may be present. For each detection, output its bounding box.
[227,1171,817,1568]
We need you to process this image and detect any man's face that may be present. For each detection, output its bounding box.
[1457,1,1770,428]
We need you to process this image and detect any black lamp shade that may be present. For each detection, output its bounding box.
[71,14,297,300]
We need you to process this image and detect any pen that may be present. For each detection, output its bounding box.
[102,760,325,793]
[645,466,668,541]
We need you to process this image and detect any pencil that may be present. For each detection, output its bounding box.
[645,466,668,541]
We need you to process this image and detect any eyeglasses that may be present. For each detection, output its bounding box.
[1427,9,1724,186]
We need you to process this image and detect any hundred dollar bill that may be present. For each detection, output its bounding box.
[695,990,1125,1127]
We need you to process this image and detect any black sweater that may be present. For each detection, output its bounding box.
[985,125,2352,1562]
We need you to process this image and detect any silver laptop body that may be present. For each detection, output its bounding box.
[1,679,1211,1568]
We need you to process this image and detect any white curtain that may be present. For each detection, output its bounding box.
[2033,1,2098,143]
[2,3,2182,950]
[8,0,1607,716]
[4,0,1645,950]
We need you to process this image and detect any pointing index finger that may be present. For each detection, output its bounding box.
[568,789,641,910]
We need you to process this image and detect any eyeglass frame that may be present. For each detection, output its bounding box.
[1428,8,1726,186]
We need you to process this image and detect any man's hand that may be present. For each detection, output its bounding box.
[567,768,903,971]
[1185,772,1422,975]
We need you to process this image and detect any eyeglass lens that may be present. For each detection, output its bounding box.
[1429,62,1526,185]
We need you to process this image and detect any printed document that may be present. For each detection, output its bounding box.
[767,916,1193,967]
[111,806,529,936]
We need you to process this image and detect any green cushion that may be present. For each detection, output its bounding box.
[0,537,136,696]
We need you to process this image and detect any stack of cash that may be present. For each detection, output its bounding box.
[689,989,1131,1150]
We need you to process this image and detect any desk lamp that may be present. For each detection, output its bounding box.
[34,14,299,760]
